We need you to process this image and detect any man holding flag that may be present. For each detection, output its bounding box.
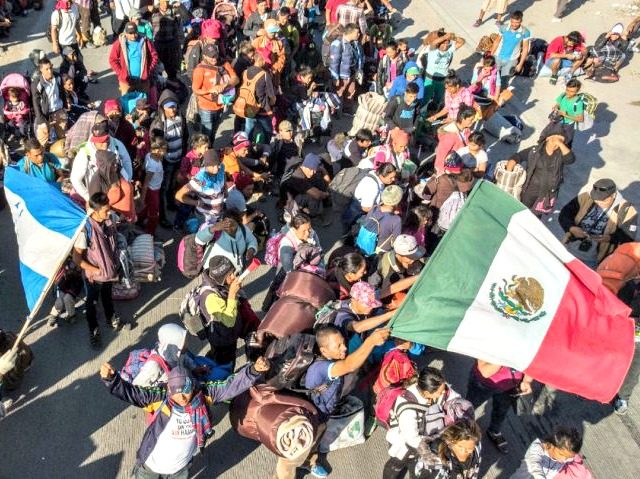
[390,180,635,409]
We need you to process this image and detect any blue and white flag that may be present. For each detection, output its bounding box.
[4,167,87,313]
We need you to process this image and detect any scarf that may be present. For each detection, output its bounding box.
[169,391,213,448]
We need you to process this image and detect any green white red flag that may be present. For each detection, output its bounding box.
[390,181,635,402]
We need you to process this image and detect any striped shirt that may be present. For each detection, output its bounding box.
[336,3,367,36]
[164,117,183,163]
[187,169,226,220]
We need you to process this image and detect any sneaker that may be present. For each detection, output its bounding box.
[549,75,558,85]
[364,416,378,437]
[487,430,509,454]
[551,17,562,23]
[89,328,101,348]
[473,19,482,27]
[300,464,329,478]
[47,313,59,327]
[109,313,123,330]
[614,398,628,415]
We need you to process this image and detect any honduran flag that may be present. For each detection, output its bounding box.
[390,181,635,403]
[4,167,86,313]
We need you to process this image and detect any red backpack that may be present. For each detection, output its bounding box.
[176,232,217,279]
[373,348,416,395]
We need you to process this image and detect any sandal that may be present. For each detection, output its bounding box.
[487,430,509,454]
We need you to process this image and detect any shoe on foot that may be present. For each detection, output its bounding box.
[85,41,95,48]
[109,313,123,330]
[364,416,378,437]
[487,430,509,454]
[551,17,562,23]
[89,328,102,348]
[549,75,558,85]
[301,464,329,478]
[614,398,628,415]
[47,313,59,326]
[473,19,482,27]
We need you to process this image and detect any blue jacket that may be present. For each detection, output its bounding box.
[387,61,424,101]
[102,364,261,465]
[329,38,363,81]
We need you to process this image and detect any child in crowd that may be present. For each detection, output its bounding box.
[139,139,167,236]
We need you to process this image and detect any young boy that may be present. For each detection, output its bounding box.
[456,131,489,177]
[140,139,167,236]
[344,128,374,168]
[384,82,419,134]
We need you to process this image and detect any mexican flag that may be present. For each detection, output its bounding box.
[390,181,635,403]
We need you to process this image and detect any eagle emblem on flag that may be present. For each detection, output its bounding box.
[489,276,547,323]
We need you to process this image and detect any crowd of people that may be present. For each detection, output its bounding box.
[1,1,640,479]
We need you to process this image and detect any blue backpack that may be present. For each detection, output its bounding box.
[355,211,394,256]
[120,349,170,383]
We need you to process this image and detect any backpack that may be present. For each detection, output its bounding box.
[264,233,286,268]
[475,33,498,54]
[46,9,62,43]
[322,24,345,67]
[355,210,394,257]
[263,333,317,390]
[375,387,447,434]
[436,181,466,232]
[577,93,598,131]
[177,233,215,279]
[313,300,353,330]
[328,166,370,213]
[120,348,170,383]
[179,284,214,337]
[233,70,266,119]
[86,218,119,283]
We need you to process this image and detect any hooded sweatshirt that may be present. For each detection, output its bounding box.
[133,324,188,387]
[387,62,425,101]
[150,89,188,163]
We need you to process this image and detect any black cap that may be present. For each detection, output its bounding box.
[202,43,219,59]
[590,179,616,201]
[202,149,221,167]
[125,22,138,34]
[208,256,235,284]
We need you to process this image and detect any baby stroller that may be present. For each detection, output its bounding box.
[1,73,32,144]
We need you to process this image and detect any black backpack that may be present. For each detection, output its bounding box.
[518,38,548,78]
[263,333,317,390]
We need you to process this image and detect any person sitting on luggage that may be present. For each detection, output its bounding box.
[278,213,322,274]
[583,23,630,79]
[197,210,258,274]
[412,419,482,479]
[99,358,270,479]
[384,82,420,135]
[383,367,462,479]
[356,185,404,256]
[301,326,391,477]
[132,323,190,387]
[199,256,248,365]
[281,153,331,219]
[368,234,426,293]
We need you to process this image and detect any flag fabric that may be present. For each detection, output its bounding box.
[390,180,635,403]
[4,167,86,313]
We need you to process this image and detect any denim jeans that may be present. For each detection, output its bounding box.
[245,115,273,144]
[199,109,223,144]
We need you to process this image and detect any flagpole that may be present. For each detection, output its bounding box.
[11,215,89,351]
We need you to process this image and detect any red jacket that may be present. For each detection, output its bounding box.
[109,35,159,83]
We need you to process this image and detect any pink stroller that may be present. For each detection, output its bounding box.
[1,73,32,141]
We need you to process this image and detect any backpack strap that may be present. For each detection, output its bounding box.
[389,389,428,427]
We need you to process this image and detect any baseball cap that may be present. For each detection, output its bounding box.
[590,179,616,201]
[278,120,294,132]
[350,281,382,309]
[394,234,426,260]
[167,366,194,396]
[90,122,109,143]
[264,18,280,33]
[202,149,221,167]
[381,185,403,206]
[302,153,321,171]
[104,98,121,116]
[124,22,138,34]
[406,66,420,76]
[208,255,235,284]
[203,42,219,58]
[444,151,464,174]
[163,100,178,109]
